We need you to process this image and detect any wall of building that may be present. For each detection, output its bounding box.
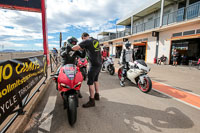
[146,36,157,63]
[158,22,200,63]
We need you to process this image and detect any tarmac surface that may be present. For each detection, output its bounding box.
[0,51,44,61]
[23,60,200,133]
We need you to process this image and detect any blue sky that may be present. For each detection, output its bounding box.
[0,0,147,51]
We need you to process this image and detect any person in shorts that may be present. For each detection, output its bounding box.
[72,32,102,108]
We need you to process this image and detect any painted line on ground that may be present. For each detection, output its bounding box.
[115,67,200,110]
[38,95,57,133]
[151,81,200,98]
[152,81,200,110]
[152,88,200,111]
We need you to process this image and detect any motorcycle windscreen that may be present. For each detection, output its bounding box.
[63,64,77,80]
[135,60,147,67]
[80,58,85,63]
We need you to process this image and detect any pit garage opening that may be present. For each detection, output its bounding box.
[170,38,200,65]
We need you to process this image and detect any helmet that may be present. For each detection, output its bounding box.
[125,42,131,49]
[66,36,78,47]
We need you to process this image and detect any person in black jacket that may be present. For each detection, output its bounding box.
[55,36,86,98]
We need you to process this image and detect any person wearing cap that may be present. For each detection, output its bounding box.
[72,32,102,108]
[119,41,135,87]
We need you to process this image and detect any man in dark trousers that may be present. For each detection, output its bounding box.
[72,32,102,108]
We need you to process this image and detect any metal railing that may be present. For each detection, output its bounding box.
[50,54,60,73]
[99,35,116,42]
[99,28,131,42]
[100,1,200,42]
[133,1,200,34]
[116,28,131,38]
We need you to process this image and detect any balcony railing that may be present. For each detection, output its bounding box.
[116,28,131,38]
[99,35,116,43]
[100,1,200,43]
[133,1,200,34]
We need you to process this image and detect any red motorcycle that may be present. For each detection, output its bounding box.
[52,64,83,126]
[77,58,88,80]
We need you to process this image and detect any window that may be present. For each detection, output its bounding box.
[183,30,195,36]
[197,29,200,34]
[172,32,182,37]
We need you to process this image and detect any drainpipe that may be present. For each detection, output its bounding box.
[160,0,165,27]
[155,33,159,59]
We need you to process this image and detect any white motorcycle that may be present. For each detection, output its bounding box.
[102,57,115,75]
[118,60,152,93]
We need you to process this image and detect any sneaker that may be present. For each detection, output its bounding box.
[94,93,100,101]
[82,97,95,108]
[120,81,125,87]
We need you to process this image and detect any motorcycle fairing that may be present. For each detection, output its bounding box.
[58,64,83,91]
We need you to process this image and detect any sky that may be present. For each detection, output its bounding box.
[0,0,148,51]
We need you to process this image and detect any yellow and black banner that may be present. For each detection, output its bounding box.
[0,55,47,124]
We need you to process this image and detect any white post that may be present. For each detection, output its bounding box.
[186,0,189,7]
[131,15,133,34]
[160,0,165,27]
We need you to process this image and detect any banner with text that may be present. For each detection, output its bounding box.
[0,55,47,124]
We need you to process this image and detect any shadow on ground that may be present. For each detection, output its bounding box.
[24,90,194,133]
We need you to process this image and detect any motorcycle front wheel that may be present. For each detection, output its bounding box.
[81,67,87,80]
[67,95,77,126]
[109,65,115,75]
[118,67,122,79]
[137,77,152,93]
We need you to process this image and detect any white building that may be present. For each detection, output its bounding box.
[99,0,200,65]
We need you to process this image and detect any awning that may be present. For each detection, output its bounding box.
[114,44,123,47]
[133,41,147,46]
[170,34,200,41]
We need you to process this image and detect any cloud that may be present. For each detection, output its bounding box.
[46,0,147,32]
[0,0,148,50]
[34,43,43,47]
[0,41,25,48]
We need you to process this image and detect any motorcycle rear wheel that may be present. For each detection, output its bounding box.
[109,65,115,75]
[67,95,77,126]
[138,77,152,93]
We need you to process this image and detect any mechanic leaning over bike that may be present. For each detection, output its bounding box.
[72,32,102,108]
